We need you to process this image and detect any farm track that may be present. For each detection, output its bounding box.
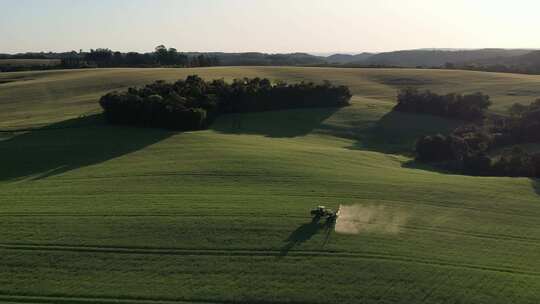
[2,243,538,277]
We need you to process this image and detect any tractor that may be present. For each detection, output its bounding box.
[310,205,338,222]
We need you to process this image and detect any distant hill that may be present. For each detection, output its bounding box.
[3,48,540,74]
[476,50,540,66]
[451,50,540,74]
[199,52,327,66]
[356,49,533,67]
[325,53,374,64]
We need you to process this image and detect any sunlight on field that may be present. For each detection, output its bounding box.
[1,67,540,303]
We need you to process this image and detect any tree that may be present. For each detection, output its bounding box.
[154,45,188,66]
[155,45,169,64]
[492,146,535,177]
[85,48,113,66]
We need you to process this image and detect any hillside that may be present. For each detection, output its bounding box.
[2,67,540,130]
[467,50,540,74]
[356,49,533,67]
[1,67,540,303]
[326,53,375,64]
[3,49,540,74]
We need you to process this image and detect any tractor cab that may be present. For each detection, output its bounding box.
[310,206,337,222]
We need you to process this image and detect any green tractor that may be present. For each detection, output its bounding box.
[310,205,338,222]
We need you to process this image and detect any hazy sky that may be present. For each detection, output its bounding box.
[1,0,539,54]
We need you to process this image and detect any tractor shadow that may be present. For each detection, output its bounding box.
[0,114,173,181]
[279,216,335,257]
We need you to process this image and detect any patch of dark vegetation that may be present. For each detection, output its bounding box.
[411,96,540,177]
[99,75,352,131]
[394,88,491,121]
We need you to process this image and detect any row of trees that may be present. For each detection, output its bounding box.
[394,88,492,121]
[99,75,351,130]
[61,46,220,68]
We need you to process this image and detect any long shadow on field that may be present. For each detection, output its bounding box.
[0,114,172,181]
[211,107,340,138]
[400,159,454,174]
[343,111,461,155]
[531,179,540,196]
[280,217,333,256]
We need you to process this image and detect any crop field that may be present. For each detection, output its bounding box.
[1,67,540,303]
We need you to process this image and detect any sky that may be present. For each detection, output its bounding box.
[1,0,540,54]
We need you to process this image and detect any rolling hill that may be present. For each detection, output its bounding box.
[469,50,540,73]
[1,67,540,303]
[325,53,375,64]
[355,49,533,67]
[2,67,540,130]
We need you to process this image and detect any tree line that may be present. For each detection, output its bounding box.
[0,45,221,72]
[63,45,220,68]
[99,75,351,131]
[1,46,329,72]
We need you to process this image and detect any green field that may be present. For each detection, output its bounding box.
[1,67,540,303]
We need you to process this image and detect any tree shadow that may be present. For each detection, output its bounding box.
[400,159,458,174]
[211,107,340,138]
[530,179,540,196]
[279,217,334,257]
[0,114,173,181]
[344,111,461,155]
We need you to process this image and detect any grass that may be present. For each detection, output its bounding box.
[1,67,540,303]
